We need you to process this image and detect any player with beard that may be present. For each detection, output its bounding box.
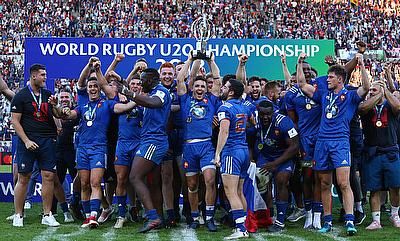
[245,77,266,104]
[121,68,172,233]
[359,80,400,230]
[215,78,253,240]
[298,54,369,235]
[253,100,299,232]
[113,74,143,229]
[176,52,221,231]
[52,90,78,223]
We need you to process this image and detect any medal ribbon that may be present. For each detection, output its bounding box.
[260,120,273,145]
[375,101,386,120]
[88,99,101,121]
[327,88,347,113]
[28,85,42,114]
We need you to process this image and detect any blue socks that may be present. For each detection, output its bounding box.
[60,202,69,213]
[276,201,288,224]
[82,200,90,217]
[205,205,215,221]
[313,201,323,213]
[90,199,101,217]
[166,209,175,221]
[232,209,247,232]
[324,214,333,225]
[146,209,159,221]
[117,195,127,217]
[304,199,312,212]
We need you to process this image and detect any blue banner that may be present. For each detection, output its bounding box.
[25,38,335,80]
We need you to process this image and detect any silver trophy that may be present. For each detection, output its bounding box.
[191,14,215,60]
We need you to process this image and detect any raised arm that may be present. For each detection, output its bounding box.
[382,80,400,115]
[78,57,98,89]
[384,64,396,93]
[236,54,248,85]
[106,54,125,75]
[188,59,201,90]
[297,53,315,98]
[93,60,116,99]
[207,52,221,97]
[345,41,367,78]
[356,54,370,98]
[126,60,148,85]
[358,91,382,116]
[176,53,193,96]
[281,53,291,86]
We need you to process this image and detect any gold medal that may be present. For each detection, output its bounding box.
[305,104,312,110]
[376,120,382,127]
[258,143,263,150]
[326,113,333,119]
[87,120,93,127]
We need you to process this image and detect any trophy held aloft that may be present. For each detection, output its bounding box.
[191,14,215,60]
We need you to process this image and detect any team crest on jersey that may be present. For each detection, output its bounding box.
[340,94,346,101]
[203,98,208,104]
[190,105,206,119]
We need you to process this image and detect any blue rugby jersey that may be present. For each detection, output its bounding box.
[179,93,221,140]
[217,99,252,149]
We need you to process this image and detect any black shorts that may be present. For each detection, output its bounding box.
[17,137,56,173]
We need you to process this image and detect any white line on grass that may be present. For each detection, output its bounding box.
[320,227,349,241]
[145,232,159,241]
[253,232,266,241]
[32,227,58,241]
[170,224,199,241]
[53,228,85,239]
[102,228,116,241]
[262,232,306,241]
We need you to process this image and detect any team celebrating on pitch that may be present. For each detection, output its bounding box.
[2,42,400,240]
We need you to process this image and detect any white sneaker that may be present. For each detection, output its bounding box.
[13,214,24,227]
[224,228,249,240]
[64,212,74,223]
[42,212,60,227]
[114,216,127,229]
[24,202,32,210]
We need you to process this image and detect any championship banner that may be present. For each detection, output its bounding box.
[25,38,334,81]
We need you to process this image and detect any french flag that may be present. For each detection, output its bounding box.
[244,162,272,233]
